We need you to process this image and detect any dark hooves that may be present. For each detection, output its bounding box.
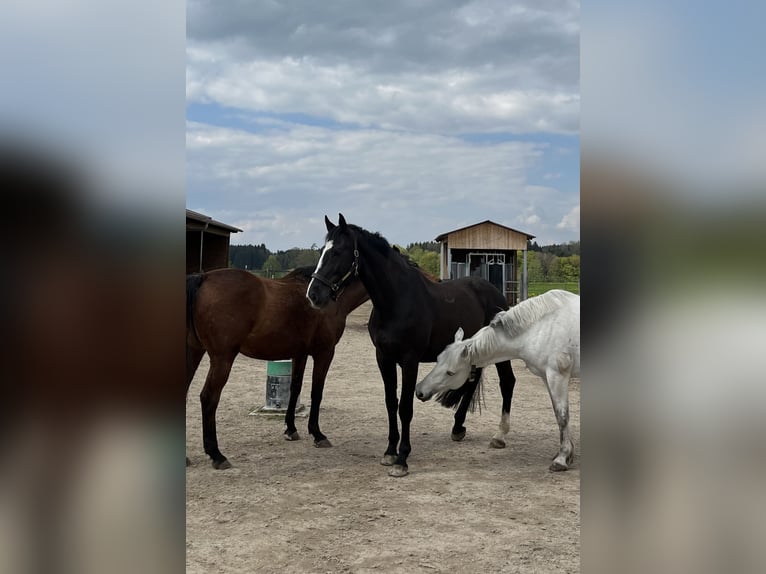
[380,454,397,466]
[451,430,466,442]
[186,457,191,467]
[212,458,232,470]
[489,438,506,449]
[284,430,301,441]
[388,464,409,478]
[314,438,333,448]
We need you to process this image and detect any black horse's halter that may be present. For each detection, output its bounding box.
[310,237,359,298]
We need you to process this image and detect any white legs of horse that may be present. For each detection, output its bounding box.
[544,364,574,471]
[490,411,511,449]
[416,290,580,471]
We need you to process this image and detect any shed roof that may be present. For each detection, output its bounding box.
[186,209,242,233]
[434,220,535,242]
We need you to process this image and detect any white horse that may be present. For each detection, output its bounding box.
[415,289,580,471]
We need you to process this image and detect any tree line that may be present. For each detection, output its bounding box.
[228,241,443,276]
[229,239,578,282]
[524,241,580,282]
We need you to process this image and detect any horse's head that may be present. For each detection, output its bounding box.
[415,328,474,401]
[307,213,360,309]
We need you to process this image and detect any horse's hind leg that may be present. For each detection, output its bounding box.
[284,355,308,441]
[376,349,399,467]
[490,360,517,449]
[306,351,334,448]
[544,367,573,471]
[451,373,481,441]
[185,347,205,466]
[186,347,205,396]
[200,351,237,469]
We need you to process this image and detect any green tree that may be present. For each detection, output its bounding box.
[293,248,320,268]
[230,243,271,270]
[558,255,580,282]
[406,241,440,254]
[523,251,546,281]
[262,254,282,273]
[547,257,562,282]
[417,251,440,276]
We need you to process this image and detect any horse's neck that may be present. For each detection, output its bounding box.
[357,239,411,314]
[338,281,369,314]
[469,326,521,367]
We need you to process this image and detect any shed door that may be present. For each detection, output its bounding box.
[468,253,505,295]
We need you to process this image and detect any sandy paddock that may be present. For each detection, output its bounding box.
[186,301,579,573]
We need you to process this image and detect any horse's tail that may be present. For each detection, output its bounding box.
[186,274,205,380]
[435,371,485,414]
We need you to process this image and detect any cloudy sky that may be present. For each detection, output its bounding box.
[187,0,580,250]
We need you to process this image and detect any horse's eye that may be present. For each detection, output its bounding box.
[446,370,454,376]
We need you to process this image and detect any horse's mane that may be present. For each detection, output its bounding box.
[488,290,575,339]
[331,224,422,274]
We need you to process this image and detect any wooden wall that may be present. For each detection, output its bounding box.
[444,223,529,250]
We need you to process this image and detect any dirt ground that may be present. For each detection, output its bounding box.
[186,301,580,573]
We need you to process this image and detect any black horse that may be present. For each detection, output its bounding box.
[307,214,517,477]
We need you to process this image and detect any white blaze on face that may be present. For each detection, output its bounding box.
[307,239,334,301]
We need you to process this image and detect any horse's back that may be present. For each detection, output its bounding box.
[191,269,270,348]
[434,276,508,322]
[412,276,507,361]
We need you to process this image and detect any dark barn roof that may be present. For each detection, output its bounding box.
[186,209,242,234]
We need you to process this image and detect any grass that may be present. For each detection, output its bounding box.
[527,282,580,297]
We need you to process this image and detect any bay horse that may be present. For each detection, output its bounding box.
[186,266,369,469]
[306,214,517,477]
[416,289,580,470]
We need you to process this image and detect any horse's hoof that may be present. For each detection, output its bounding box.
[388,464,409,478]
[380,454,397,466]
[284,431,301,441]
[186,457,191,467]
[549,460,568,472]
[489,438,506,449]
[314,438,333,448]
[212,459,232,470]
[451,430,466,442]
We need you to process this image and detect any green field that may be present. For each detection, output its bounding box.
[527,282,580,297]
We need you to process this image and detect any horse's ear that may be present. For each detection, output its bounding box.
[454,327,464,342]
[338,213,347,229]
[325,215,336,232]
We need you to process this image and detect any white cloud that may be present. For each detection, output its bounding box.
[186,0,579,135]
[556,204,580,232]
[525,214,541,226]
[187,120,582,249]
[186,0,580,249]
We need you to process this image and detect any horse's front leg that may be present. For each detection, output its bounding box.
[306,350,334,447]
[545,366,573,471]
[490,360,517,449]
[376,348,399,467]
[389,359,420,478]
[284,355,308,441]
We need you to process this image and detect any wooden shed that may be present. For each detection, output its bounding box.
[435,220,535,305]
[186,209,242,274]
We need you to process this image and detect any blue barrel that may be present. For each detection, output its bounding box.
[264,360,298,411]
